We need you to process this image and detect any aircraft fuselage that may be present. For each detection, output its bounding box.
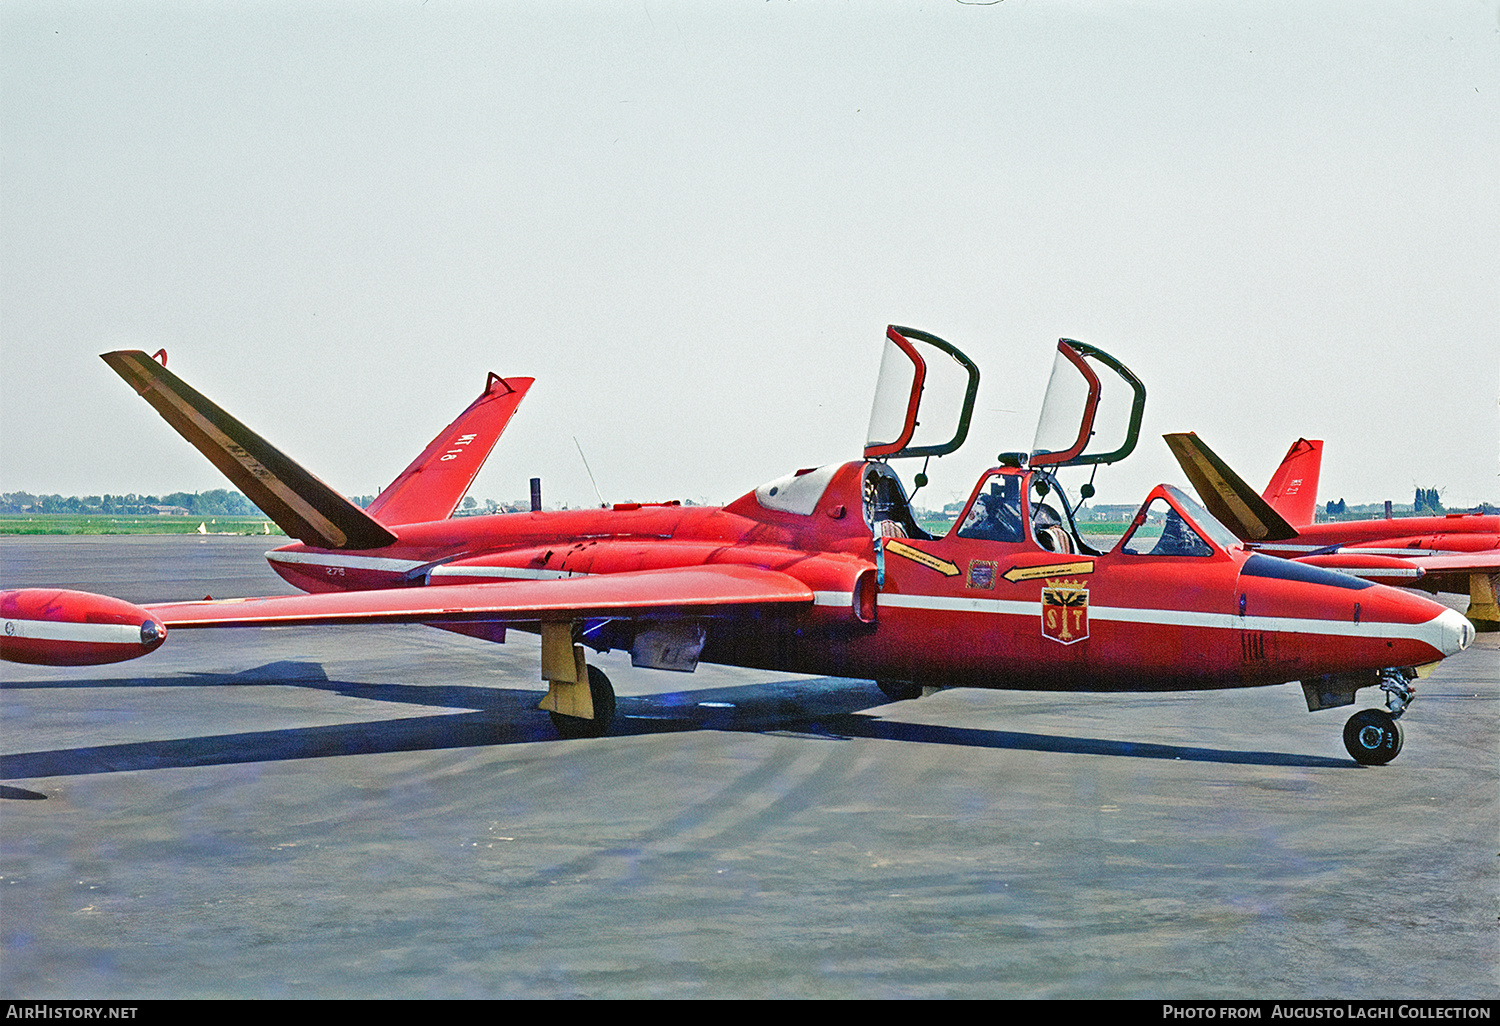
[261,461,1471,693]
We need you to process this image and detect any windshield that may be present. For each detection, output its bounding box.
[1164,484,1241,551]
[957,473,1025,543]
[1118,484,1240,556]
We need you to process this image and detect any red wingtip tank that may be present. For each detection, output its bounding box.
[1,589,167,666]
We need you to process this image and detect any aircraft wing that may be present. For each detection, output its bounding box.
[145,565,815,630]
[1375,550,1500,594]
[1287,549,1500,595]
[1402,552,1500,576]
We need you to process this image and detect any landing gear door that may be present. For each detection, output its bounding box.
[1030,339,1146,469]
[864,325,980,460]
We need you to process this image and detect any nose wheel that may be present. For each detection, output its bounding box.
[1343,708,1403,765]
[1342,668,1414,765]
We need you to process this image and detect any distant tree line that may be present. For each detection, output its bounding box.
[0,490,267,516]
[1318,495,1498,520]
[1,490,538,518]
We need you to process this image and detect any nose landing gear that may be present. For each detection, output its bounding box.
[1343,708,1402,765]
[1342,668,1416,766]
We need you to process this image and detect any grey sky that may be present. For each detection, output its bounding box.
[3,2,1496,516]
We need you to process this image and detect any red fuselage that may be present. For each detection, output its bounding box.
[263,462,1470,693]
[1249,513,1500,593]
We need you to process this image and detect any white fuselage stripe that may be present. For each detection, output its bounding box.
[256,561,1461,651]
[874,591,1459,648]
[2,619,143,644]
[266,551,426,574]
[430,565,585,581]
[1252,544,1469,558]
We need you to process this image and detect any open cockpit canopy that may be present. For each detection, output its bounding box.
[865,329,1143,475]
[1029,339,1146,469]
[864,326,980,461]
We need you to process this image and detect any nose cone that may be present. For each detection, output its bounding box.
[1432,607,1475,657]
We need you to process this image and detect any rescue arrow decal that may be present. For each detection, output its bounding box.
[882,540,962,577]
[1002,560,1095,583]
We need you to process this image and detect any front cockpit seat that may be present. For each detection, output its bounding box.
[1037,525,1074,554]
[1032,502,1075,554]
[865,465,930,541]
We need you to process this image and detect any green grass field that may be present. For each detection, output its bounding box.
[0,514,285,536]
[9,512,1131,542]
[917,515,1136,543]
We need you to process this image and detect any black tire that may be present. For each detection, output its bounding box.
[1343,708,1403,765]
[550,664,617,739]
[876,679,923,702]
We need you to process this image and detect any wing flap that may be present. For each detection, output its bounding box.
[146,565,814,629]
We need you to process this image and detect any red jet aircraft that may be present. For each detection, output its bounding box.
[0,328,1475,765]
[1164,433,1499,632]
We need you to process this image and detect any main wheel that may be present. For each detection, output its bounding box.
[876,679,923,702]
[1343,708,1403,765]
[550,664,617,739]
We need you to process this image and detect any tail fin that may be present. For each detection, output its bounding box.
[1162,432,1299,542]
[103,351,398,550]
[1260,438,1323,528]
[366,373,533,526]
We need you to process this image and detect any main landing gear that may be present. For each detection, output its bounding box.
[549,664,617,739]
[876,679,924,702]
[538,622,617,739]
[1342,669,1415,766]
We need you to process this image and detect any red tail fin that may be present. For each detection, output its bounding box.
[366,373,533,526]
[1261,438,1323,528]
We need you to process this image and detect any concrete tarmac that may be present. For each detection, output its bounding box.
[1,535,1495,999]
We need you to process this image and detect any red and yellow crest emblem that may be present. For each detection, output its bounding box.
[1041,578,1089,645]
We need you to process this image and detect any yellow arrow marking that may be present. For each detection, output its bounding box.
[1002,560,1095,583]
[883,540,961,577]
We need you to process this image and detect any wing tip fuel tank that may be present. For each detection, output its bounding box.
[1,589,166,666]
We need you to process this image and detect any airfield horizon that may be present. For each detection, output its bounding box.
[2,502,1493,537]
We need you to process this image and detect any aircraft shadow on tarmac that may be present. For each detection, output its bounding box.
[0,661,1353,789]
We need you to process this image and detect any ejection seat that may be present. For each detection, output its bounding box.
[865,463,930,541]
